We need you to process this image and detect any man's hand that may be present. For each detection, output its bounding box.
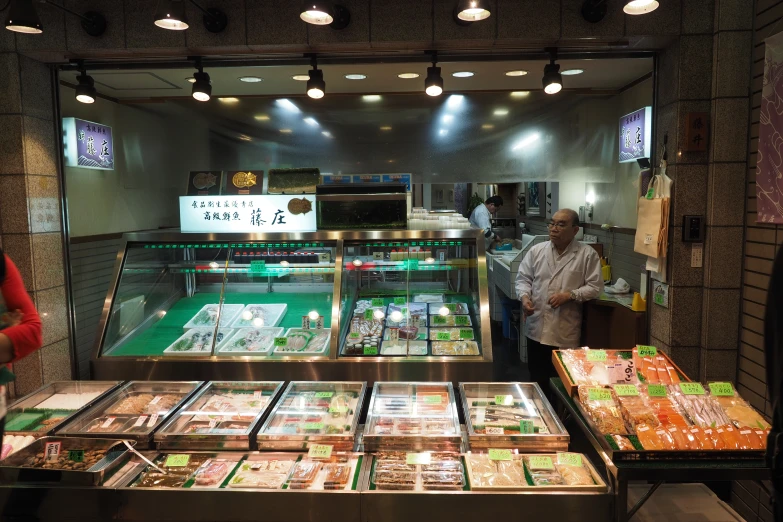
[522,296,535,316]
[494,234,501,242]
[548,292,572,308]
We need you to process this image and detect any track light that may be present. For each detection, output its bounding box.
[307,56,325,99]
[191,58,211,102]
[455,0,491,21]
[75,68,96,104]
[623,0,660,15]
[5,0,106,36]
[300,1,351,29]
[542,48,563,95]
[425,53,443,97]
[154,0,228,32]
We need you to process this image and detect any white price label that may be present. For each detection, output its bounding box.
[485,427,504,435]
[149,395,162,405]
[133,415,148,428]
[147,414,159,427]
[101,417,116,428]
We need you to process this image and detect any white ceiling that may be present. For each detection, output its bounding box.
[60,57,653,100]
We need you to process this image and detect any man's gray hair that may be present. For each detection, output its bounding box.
[559,208,580,227]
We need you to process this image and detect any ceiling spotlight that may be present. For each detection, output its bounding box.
[6,0,106,36]
[425,53,443,97]
[542,48,563,95]
[505,70,528,77]
[398,72,419,79]
[345,74,366,80]
[191,58,211,102]
[452,71,474,78]
[238,76,263,83]
[75,68,97,104]
[306,56,325,99]
[561,69,584,76]
[456,0,491,21]
[155,0,227,32]
[300,1,351,29]
[624,0,659,15]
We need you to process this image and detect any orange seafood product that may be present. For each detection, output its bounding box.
[654,357,671,385]
[644,359,658,384]
[632,348,645,376]
[689,426,715,450]
[654,427,677,450]
[612,434,636,451]
[718,425,742,450]
[704,427,726,449]
[737,428,761,450]
[680,427,699,450]
[665,425,690,450]
[617,395,660,431]
[635,423,663,450]
[756,429,770,449]
[647,396,689,428]
[666,365,681,384]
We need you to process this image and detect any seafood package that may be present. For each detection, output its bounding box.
[428,302,470,315]
[349,316,384,338]
[380,341,428,356]
[260,386,361,438]
[577,386,628,435]
[465,453,527,488]
[274,329,330,355]
[183,304,243,330]
[559,348,639,387]
[429,315,472,328]
[386,303,428,327]
[191,457,242,488]
[372,452,465,491]
[218,327,284,355]
[523,455,565,486]
[555,454,596,486]
[106,393,185,416]
[342,332,381,355]
[431,341,480,356]
[709,385,771,430]
[227,456,296,489]
[632,348,682,385]
[383,326,428,341]
[465,395,549,435]
[429,328,475,341]
[230,304,287,328]
[412,294,445,304]
[669,385,732,428]
[164,328,233,355]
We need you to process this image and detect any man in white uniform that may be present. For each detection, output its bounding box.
[469,196,503,250]
[515,209,603,394]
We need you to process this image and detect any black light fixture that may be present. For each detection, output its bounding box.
[154,0,227,32]
[191,58,212,102]
[75,64,97,104]
[623,0,659,15]
[425,53,443,97]
[5,0,106,36]
[299,1,350,29]
[455,0,491,22]
[306,56,325,99]
[542,48,563,95]
[580,0,607,23]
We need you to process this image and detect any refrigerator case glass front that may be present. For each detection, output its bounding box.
[460,382,569,451]
[98,239,337,359]
[363,382,462,452]
[338,239,483,359]
[56,381,202,443]
[256,381,366,451]
[154,381,284,450]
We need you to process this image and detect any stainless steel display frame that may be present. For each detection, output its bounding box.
[4,381,123,437]
[154,380,285,451]
[90,230,493,383]
[458,382,570,452]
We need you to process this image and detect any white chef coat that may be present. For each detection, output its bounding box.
[515,239,603,347]
[469,204,494,250]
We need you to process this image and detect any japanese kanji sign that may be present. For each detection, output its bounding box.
[618,107,652,163]
[62,118,114,170]
[179,195,316,233]
[684,112,709,152]
[757,31,783,223]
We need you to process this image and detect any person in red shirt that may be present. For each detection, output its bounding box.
[0,250,43,363]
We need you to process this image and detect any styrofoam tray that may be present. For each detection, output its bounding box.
[230,304,287,328]
[163,328,234,356]
[218,327,285,355]
[273,329,331,356]
[183,304,244,330]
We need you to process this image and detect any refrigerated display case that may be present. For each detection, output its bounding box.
[91,230,492,382]
[154,381,284,450]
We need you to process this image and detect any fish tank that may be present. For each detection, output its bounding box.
[316,183,408,230]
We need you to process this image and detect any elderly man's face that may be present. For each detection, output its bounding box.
[549,210,579,244]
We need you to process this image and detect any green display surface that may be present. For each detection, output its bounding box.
[106,292,333,357]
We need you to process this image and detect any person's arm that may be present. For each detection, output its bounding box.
[477,207,494,241]
[0,255,43,364]
[571,250,604,302]
[515,250,535,315]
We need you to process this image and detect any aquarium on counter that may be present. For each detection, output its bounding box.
[256,382,366,451]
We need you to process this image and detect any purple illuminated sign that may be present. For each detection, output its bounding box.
[618,106,652,164]
[62,118,114,170]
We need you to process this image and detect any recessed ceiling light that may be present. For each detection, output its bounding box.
[254,114,270,121]
[304,117,319,126]
[380,126,392,131]
[345,74,366,80]
[510,91,530,98]
[452,71,474,78]
[561,69,584,76]
[363,95,382,102]
[482,124,494,129]
[493,108,509,116]
[218,97,239,103]
[505,70,528,77]
[398,72,420,79]
[322,131,332,137]
[186,77,196,83]
[238,76,263,83]
[280,129,293,134]
[292,74,310,81]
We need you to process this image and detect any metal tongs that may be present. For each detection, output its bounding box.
[122,440,167,475]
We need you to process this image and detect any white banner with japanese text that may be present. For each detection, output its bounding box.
[179,195,316,233]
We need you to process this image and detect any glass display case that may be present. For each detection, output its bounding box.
[256,381,366,451]
[57,381,202,444]
[459,382,569,451]
[91,231,491,382]
[362,382,462,452]
[154,381,284,450]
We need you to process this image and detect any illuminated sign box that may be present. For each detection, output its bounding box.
[180,195,316,233]
[62,117,114,170]
[619,106,652,163]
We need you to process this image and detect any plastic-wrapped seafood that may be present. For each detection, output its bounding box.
[431,341,479,356]
[219,328,283,354]
[669,386,731,428]
[577,386,627,435]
